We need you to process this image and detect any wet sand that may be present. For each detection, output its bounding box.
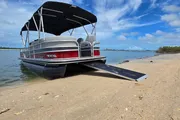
[0,54,180,120]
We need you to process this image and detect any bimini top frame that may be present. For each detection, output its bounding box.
[20,1,97,36]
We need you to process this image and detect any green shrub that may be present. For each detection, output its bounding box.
[156,46,180,53]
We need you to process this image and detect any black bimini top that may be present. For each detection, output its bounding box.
[20,1,97,35]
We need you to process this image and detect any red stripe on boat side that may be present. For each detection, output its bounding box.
[94,50,100,56]
[35,51,79,59]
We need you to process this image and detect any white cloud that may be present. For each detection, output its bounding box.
[0,31,5,38]
[28,0,73,5]
[93,0,160,41]
[117,35,127,40]
[111,20,161,31]
[17,8,27,13]
[0,5,32,30]
[176,28,180,32]
[0,20,16,25]
[133,13,149,20]
[0,0,7,12]
[0,0,7,8]
[155,30,164,35]
[0,0,34,46]
[161,5,180,27]
[122,32,139,36]
[128,46,143,50]
[161,14,180,27]
[150,0,157,8]
[163,5,180,12]
[74,0,83,4]
[138,30,180,45]
[131,32,139,36]
[161,14,178,22]
[138,33,154,42]
[129,0,142,13]
[145,33,154,38]
[55,0,73,4]
[170,20,180,27]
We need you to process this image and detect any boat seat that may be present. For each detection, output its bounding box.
[77,38,84,45]
[85,35,96,44]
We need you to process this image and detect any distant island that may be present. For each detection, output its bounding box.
[2,46,180,53]
[0,47,22,50]
[102,48,154,52]
[156,46,180,53]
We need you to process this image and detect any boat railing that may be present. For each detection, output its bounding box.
[21,37,100,59]
[20,48,28,52]
[29,40,79,49]
[22,39,80,59]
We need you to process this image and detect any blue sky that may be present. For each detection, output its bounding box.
[0,0,180,50]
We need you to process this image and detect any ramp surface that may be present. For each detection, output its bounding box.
[81,62,147,81]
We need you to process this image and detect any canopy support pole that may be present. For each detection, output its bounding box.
[83,26,88,36]
[66,18,89,36]
[73,15,97,35]
[25,27,28,47]
[91,23,96,35]
[94,23,96,36]
[68,29,74,36]
[25,24,30,47]
[32,16,39,31]
[26,23,30,57]
[70,29,74,36]
[21,34,25,47]
[38,10,42,39]
[40,7,45,40]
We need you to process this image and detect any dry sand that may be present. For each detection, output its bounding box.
[0,54,180,120]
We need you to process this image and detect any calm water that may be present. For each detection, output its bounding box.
[0,50,38,87]
[101,51,156,64]
[0,50,156,87]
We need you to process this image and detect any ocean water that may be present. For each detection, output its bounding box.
[101,51,156,64]
[0,50,38,87]
[0,50,156,87]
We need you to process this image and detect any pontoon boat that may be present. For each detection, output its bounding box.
[20,1,147,81]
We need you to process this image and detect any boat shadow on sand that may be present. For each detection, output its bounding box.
[20,63,128,81]
[64,63,128,80]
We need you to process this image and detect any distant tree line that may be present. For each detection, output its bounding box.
[156,46,180,53]
[0,46,21,49]
[103,48,153,52]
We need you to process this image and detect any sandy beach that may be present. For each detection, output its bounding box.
[0,54,180,120]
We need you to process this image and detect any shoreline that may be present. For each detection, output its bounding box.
[0,51,156,89]
[119,52,159,64]
[0,53,174,90]
[0,52,178,90]
[121,52,180,63]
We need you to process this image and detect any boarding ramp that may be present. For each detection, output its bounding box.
[81,62,147,81]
